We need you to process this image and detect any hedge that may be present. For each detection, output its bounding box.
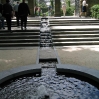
[90,5,99,19]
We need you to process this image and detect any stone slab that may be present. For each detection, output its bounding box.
[39,48,57,59]
[0,64,41,85]
[0,49,38,72]
[56,64,99,84]
[56,47,99,70]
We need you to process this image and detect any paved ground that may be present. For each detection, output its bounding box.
[56,46,99,70]
[0,46,99,72]
[0,48,38,72]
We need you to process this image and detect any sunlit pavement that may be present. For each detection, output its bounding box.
[56,46,99,70]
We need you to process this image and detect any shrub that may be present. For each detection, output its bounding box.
[90,4,99,19]
[66,7,74,16]
[61,6,74,16]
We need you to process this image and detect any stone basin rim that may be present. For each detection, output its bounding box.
[0,63,99,89]
[57,64,99,89]
[0,64,41,85]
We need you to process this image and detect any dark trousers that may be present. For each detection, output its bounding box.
[5,15,11,31]
[20,15,27,28]
[15,11,19,26]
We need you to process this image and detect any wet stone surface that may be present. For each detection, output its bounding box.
[0,63,99,99]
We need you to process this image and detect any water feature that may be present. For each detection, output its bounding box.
[0,65,99,99]
[0,18,99,99]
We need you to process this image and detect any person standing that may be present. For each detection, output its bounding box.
[79,0,88,17]
[62,3,66,16]
[0,3,5,29]
[3,0,13,31]
[18,0,30,30]
[0,12,5,29]
[14,1,19,27]
[0,3,3,14]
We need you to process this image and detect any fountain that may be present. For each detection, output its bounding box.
[0,18,99,99]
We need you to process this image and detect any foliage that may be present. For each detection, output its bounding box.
[36,0,47,8]
[61,0,74,16]
[66,6,74,16]
[90,4,99,19]
[61,6,74,16]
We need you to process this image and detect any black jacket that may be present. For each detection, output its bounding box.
[0,3,3,14]
[18,2,30,16]
[3,3,13,17]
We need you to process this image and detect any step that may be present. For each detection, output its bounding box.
[53,37,99,42]
[0,32,39,35]
[51,28,99,31]
[39,48,57,62]
[49,20,99,23]
[49,23,99,26]
[0,30,40,33]
[52,30,99,34]
[49,19,99,22]
[52,34,99,38]
[0,35,40,39]
[53,41,99,46]
[0,42,39,47]
[0,39,39,43]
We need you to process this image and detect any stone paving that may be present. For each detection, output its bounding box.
[0,46,95,72]
[39,47,57,60]
[56,46,99,70]
[0,48,38,72]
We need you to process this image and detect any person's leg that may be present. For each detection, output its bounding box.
[84,6,87,17]
[7,16,11,31]
[21,16,23,30]
[5,16,9,30]
[17,16,19,27]
[63,11,64,16]
[0,20,1,29]
[85,12,87,17]
[79,6,84,17]
[24,16,27,29]
[63,10,66,16]
[1,18,5,29]
[16,12,19,27]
